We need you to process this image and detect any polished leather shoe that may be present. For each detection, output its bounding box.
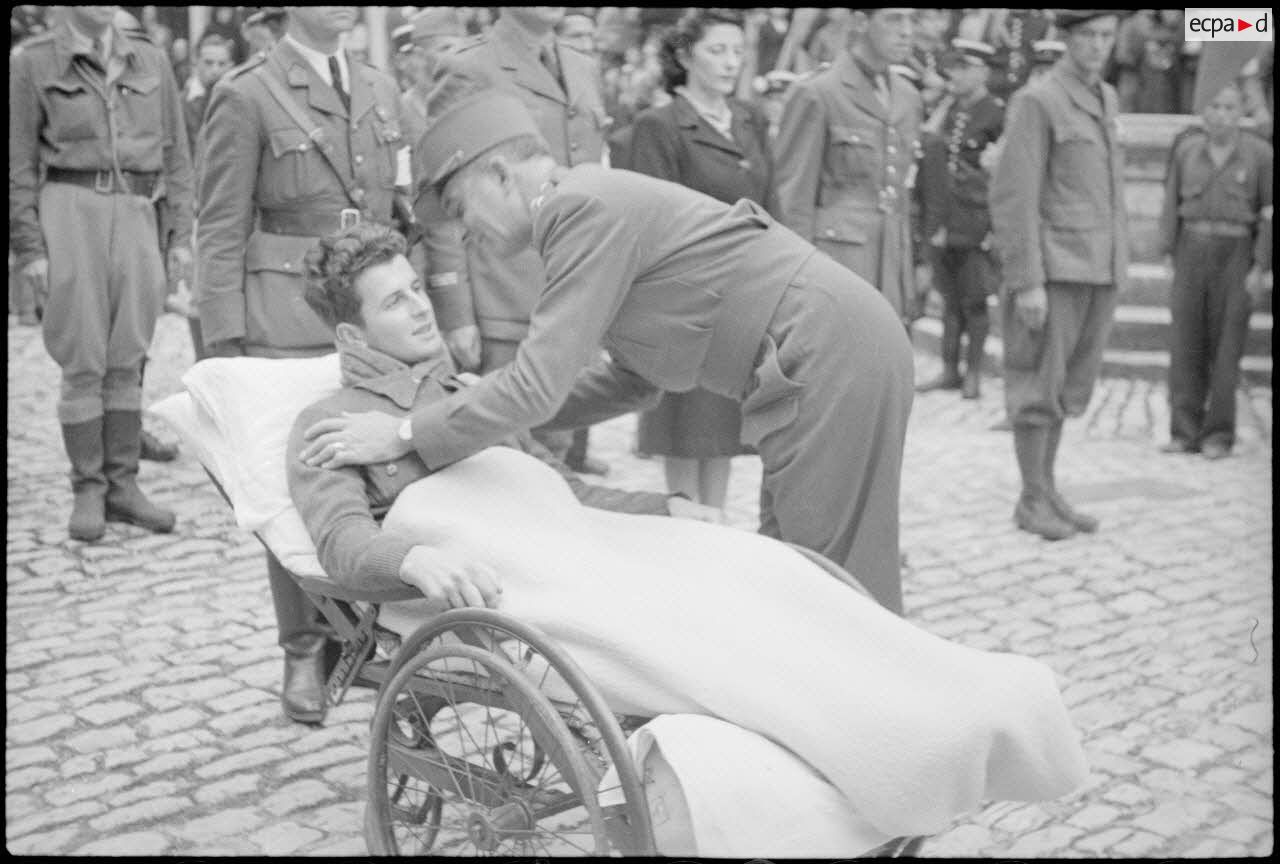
[1201,439,1231,460]
[1160,438,1199,454]
[1014,495,1076,541]
[282,634,328,725]
[140,428,179,462]
[1047,489,1099,533]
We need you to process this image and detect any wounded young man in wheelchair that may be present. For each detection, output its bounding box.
[163,222,1088,857]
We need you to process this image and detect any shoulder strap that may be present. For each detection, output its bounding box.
[257,52,370,215]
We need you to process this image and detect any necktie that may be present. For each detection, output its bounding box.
[327,55,350,112]
[874,74,891,109]
[540,44,565,93]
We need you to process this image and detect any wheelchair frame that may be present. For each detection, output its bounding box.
[205,468,926,856]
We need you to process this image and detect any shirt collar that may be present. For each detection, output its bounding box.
[281,32,349,90]
[338,341,457,410]
[64,18,133,62]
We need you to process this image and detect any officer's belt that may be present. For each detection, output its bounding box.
[259,209,359,237]
[1183,220,1251,238]
[46,167,159,198]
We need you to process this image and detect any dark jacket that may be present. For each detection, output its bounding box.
[919,92,1005,248]
[629,93,776,215]
[286,349,671,594]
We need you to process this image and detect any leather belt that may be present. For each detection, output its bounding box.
[259,207,363,237]
[1184,220,1251,237]
[46,167,159,197]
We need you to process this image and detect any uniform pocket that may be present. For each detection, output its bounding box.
[740,334,803,447]
[829,124,878,181]
[1001,291,1044,371]
[243,232,334,351]
[812,208,869,245]
[42,80,98,140]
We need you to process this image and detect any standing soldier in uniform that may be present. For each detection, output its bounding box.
[10,3,192,542]
[195,5,410,725]
[773,8,924,326]
[419,6,613,474]
[987,9,1052,104]
[916,40,1004,399]
[989,10,1126,542]
[1158,80,1272,459]
[397,7,466,149]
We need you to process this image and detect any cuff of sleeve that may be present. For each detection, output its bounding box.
[412,398,469,469]
[427,278,476,331]
[196,289,246,345]
[356,532,419,593]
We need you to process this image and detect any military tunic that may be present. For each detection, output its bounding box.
[195,37,406,356]
[773,53,924,323]
[1158,127,1273,449]
[9,21,193,423]
[406,164,915,614]
[417,18,610,369]
[919,92,1005,330]
[193,34,405,647]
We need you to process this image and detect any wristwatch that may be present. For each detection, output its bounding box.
[397,417,413,443]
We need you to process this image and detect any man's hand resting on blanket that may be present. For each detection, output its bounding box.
[299,410,410,469]
[400,545,503,610]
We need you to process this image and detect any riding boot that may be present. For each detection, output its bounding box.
[1044,420,1099,533]
[962,315,988,400]
[62,418,107,542]
[282,632,329,725]
[917,314,963,391]
[1012,424,1076,541]
[103,410,176,533]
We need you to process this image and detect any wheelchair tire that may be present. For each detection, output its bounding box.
[366,641,610,855]
[371,608,655,854]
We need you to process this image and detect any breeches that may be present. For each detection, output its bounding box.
[743,252,915,614]
[933,246,995,328]
[39,183,166,424]
[1002,282,1118,427]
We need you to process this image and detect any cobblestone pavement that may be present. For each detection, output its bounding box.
[7,313,1273,857]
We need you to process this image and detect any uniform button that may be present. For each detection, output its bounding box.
[887,145,897,155]
[385,463,399,477]
[824,228,836,238]
[283,261,293,269]
[355,154,364,164]
[567,106,577,117]
[570,142,579,152]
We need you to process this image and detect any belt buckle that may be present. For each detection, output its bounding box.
[340,208,361,230]
[94,170,114,194]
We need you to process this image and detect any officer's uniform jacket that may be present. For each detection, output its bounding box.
[989,59,1128,294]
[418,17,610,344]
[773,53,923,320]
[1157,128,1273,270]
[195,37,404,355]
[9,21,193,268]
[919,92,1004,248]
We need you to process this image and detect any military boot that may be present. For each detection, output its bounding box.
[962,316,988,400]
[61,418,107,542]
[916,315,963,391]
[1012,424,1076,541]
[282,633,328,725]
[1044,421,1098,532]
[103,410,176,533]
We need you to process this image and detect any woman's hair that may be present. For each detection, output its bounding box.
[656,8,745,94]
[303,222,407,329]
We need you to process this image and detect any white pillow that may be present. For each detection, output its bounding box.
[179,354,342,531]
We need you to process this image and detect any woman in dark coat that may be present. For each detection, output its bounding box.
[628,7,777,513]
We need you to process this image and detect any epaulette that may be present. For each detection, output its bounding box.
[12,29,58,54]
[1240,123,1273,147]
[227,52,268,79]
[1170,123,1207,153]
[122,29,154,46]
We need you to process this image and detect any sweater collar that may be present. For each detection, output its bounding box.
[338,341,457,409]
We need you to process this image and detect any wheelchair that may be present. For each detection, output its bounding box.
[195,469,924,856]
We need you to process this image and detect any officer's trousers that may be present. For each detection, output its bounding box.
[1168,234,1253,448]
[1002,282,1118,428]
[39,183,166,424]
[744,252,914,615]
[933,245,995,335]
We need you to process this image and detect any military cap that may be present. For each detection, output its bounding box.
[1031,39,1066,66]
[1053,10,1118,31]
[392,22,415,54]
[412,6,465,42]
[244,7,285,28]
[941,38,996,69]
[417,89,545,188]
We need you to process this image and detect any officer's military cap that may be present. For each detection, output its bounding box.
[244,7,285,28]
[1053,10,1118,30]
[1031,39,1066,66]
[392,23,415,55]
[418,88,545,189]
[941,38,996,70]
[412,6,465,43]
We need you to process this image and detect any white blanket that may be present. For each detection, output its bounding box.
[382,447,1090,841]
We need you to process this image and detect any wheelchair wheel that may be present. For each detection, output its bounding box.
[368,609,654,855]
[368,641,612,855]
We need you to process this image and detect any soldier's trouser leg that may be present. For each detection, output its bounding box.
[957,248,994,398]
[269,550,328,723]
[1167,237,1211,446]
[917,248,962,391]
[746,258,914,615]
[1199,236,1253,449]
